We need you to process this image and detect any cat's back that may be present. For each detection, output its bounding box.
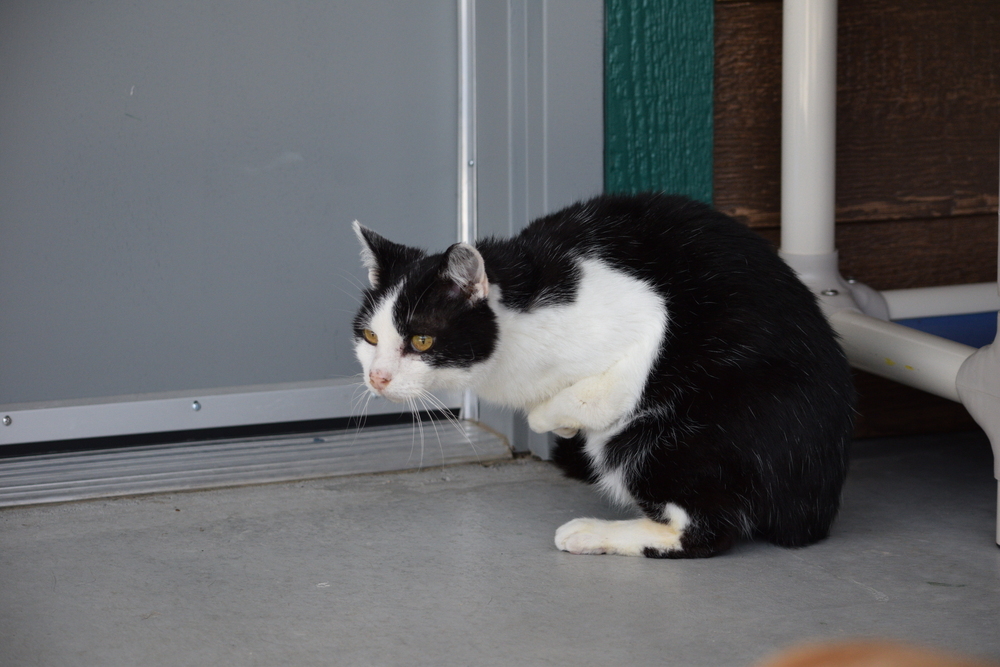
[508,192,849,395]
[517,193,776,272]
[511,193,801,311]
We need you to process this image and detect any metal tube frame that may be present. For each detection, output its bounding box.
[780,0,1000,544]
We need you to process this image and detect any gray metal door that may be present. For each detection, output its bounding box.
[0,0,603,451]
[1,0,458,404]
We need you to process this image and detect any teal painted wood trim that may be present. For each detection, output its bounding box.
[605,0,714,203]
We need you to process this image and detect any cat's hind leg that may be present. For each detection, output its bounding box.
[553,501,705,558]
[555,516,683,557]
[554,503,742,559]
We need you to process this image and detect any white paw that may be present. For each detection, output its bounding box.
[527,374,633,436]
[555,518,615,555]
[527,401,581,436]
[554,517,682,557]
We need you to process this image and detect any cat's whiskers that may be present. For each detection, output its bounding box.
[407,397,424,469]
[414,395,444,466]
[348,384,375,449]
[333,284,365,308]
[338,269,370,297]
[405,396,429,469]
[349,377,372,418]
[336,274,378,317]
[346,377,472,471]
[416,389,481,462]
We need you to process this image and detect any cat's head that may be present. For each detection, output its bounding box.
[352,221,498,402]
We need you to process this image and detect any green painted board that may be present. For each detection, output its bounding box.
[605,0,715,204]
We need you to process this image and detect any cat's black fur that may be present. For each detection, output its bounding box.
[354,193,855,558]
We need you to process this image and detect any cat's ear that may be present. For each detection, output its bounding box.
[353,221,420,289]
[441,243,489,302]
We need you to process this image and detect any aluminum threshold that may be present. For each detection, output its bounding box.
[0,421,511,508]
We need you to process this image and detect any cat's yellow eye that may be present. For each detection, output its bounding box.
[362,329,379,345]
[411,334,435,352]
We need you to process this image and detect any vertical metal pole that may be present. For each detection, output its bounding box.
[778,0,874,316]
[458,0,479,421]
[458,0,478,246]
[780,0,838,257]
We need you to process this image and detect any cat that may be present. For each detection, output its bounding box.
[351,193,855,558]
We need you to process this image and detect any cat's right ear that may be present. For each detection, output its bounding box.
[441,242,489,302]
[353,221,418,289]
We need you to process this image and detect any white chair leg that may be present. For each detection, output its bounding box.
[956,314,1000,547]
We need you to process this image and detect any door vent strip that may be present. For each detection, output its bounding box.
[0,422,510,507]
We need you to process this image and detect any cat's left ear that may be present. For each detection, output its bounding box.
[353,220,423,289]
[353,221,386,287]
[441,243,489,302]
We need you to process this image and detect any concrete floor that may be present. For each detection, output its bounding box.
[1,430,998,667]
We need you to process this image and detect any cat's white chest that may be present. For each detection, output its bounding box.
[474,258,668,424]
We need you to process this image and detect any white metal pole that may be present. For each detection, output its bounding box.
[778,0,871,317]
[956,150,1000,546]
[781,0,839,257]
[831,311,976,402]
[458,0,480,422]
[458,0,477,246]
[881,282,1000,320]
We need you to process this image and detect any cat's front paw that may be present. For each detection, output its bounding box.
[527,402,582,437]
[527,373,633,436]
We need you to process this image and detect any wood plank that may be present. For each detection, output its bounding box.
[836,0,1000,222]
[852,370,979,439]
[754,216,998,291]
[748,221,999,293]
[835,217,999,290]
[714,0,1000,227]
[713,0,782,226]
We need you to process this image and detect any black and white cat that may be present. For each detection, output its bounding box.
[352,193,855,558]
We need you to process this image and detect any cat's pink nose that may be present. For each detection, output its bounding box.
[369,370,392,392]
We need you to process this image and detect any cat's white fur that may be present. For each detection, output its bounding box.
[480,258,668,433]
[355,242,685,556]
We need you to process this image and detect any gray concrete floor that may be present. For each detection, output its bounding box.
[1,431,998,667]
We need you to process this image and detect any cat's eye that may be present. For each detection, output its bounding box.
[362,329,378,345]
[411,334,434,352]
